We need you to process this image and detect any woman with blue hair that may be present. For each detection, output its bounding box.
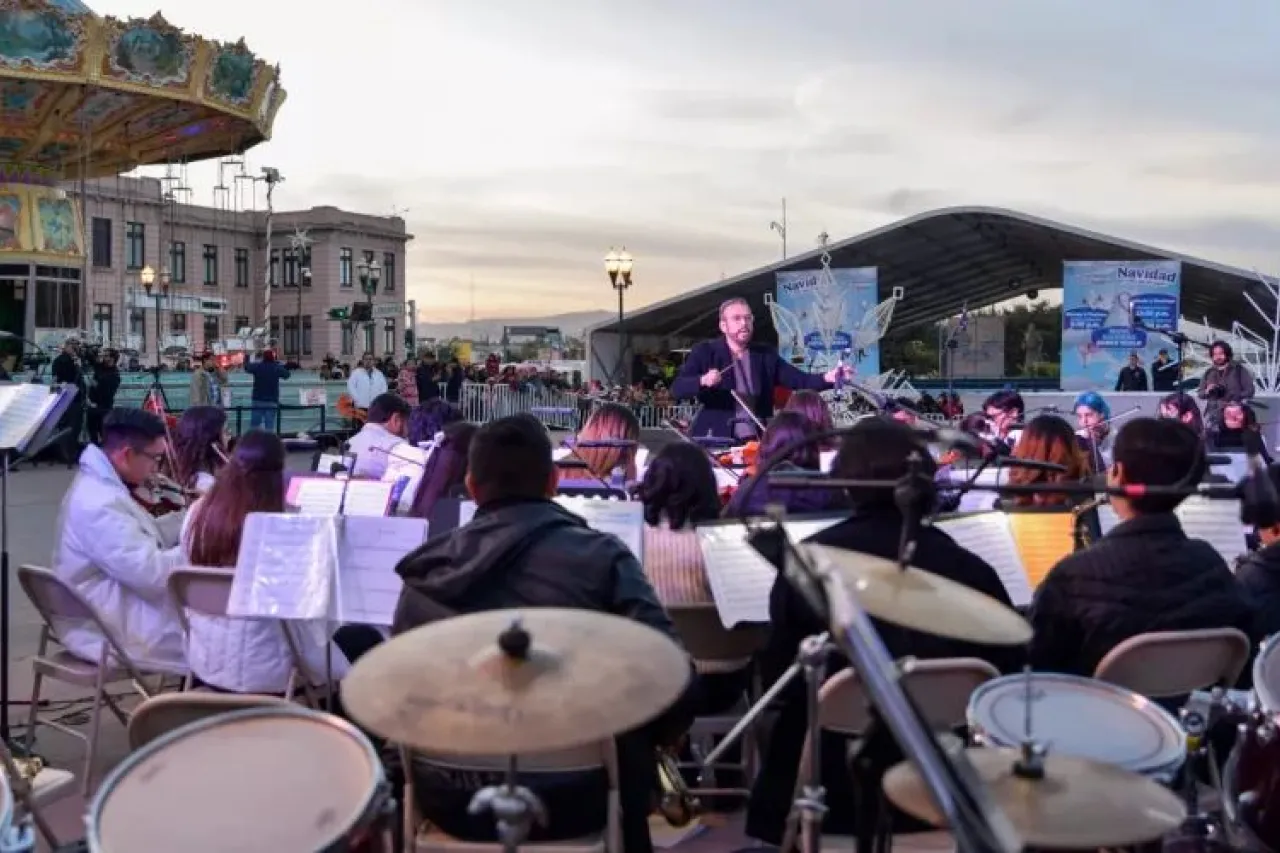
[1073,390,1113,473]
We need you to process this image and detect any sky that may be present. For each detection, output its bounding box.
[110,0,1280,322]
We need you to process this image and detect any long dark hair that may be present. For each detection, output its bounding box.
[408,422,477,519]
[726,411,838,516]
[172,405,227,490]
[635,443,720,530]
[185,431,286,567]
[408,398,464,446]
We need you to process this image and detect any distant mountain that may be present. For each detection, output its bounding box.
[415,310,612,342]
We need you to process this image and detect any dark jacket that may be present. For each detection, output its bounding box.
[1236,542,1280,639]
[670,340,829,438]
[244,359,290,403]
[726,476,849,518]
[1115,365,1148,392]
[88,365,120,410]
[415,362,441,402]
[393,498,691,852]
[1152,358,1179,392]
[746,508,1024,844]
[51,352,80,387]
[1029,512,1256,680]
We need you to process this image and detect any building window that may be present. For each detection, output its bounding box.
[282,247,298,286]
[33,275,80,328]
[169,312,187,333]
[234,248,249,287]
[91,218,112,268]
[341,322,354,355]
[383,319,396,354]
[340,247,353,287]
[203,244,218,286]
[363,323,374,354]
[302,315,312,355]
[233,315,250,334]
[125,221,145,270]
[269,248,280,287]
[129,308,146,350]
[92,303,113,343]
[300,246,313,287]
[168,241,186,284]
[268,317,280,348]
[282,316,299,356]
[383,252,396,292]
[203,314,219,347]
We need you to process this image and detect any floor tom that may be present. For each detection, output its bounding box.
[1223,634,1280,852]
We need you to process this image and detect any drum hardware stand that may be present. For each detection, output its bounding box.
[0,820,33,853]
[792,635,832,853]
[468,620,548,853]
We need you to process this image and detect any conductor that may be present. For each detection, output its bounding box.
[672,297,853,439]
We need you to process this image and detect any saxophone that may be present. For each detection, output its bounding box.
[1071,496,1108,551]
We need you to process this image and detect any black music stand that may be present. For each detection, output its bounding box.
[0,383,78,749]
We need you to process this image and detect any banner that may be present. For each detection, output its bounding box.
[1060,260,1181,391]
[774,267,880,375]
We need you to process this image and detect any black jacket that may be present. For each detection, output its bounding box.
[1236,542,1280,640]
[670,340,829,438]
[746,508,1025,844]
[1152,358,1179,392]
[1115,365,1149,392]
[1029,512,1256,680]
[88,365,120,410]
[415,362,441,402]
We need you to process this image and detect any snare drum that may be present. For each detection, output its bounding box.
[968,672,1185,780]
[86,706,392,852]
[1225,635,1280,852]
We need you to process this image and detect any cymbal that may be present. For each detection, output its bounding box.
[341,608,691,756]
[799,545,1033,646]
[883,747,1186,849]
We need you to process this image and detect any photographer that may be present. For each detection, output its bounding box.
[1198,340,1255,430]
[50,338,86,463]
[85,348,121,444]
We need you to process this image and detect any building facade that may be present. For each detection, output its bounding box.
[44,175,412,366]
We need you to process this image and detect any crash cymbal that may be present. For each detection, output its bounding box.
[341,608,691,756]
[799,545,1033,646]
[883,747,1186,849]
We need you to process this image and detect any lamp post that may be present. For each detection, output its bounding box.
[139,264,170,367]
[357,257,382,355]
[604,248,634,385]
[290,229,313,361]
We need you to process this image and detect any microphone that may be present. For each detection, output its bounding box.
[1240,454,1279,529]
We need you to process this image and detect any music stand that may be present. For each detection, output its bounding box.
[0,383,78,747]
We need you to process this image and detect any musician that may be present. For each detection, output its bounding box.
[1028,418,1255,679]
[1159,391,1204,438]
[1199,340,1255,427]
[392,415,694,852]
[1073,390,1113,473]
[981,390,1024,450]
[406,421,476,523]
[53,409,187,674]
[565,402,640,483]
[346,351,388,410]
[181,430,343,692]
[1114,351,1149,391]
[783,389,837,449]
[746,418,1023,845]
[670,298,852,439]
[725,412,848,517]
[1235,464,1280,639]
[346,393,411,479]
[85,348,120,445]
[1001,415,1091,509]
[1208,399,1273,463]
[1152,348,1179,392]
[171,405,229,494]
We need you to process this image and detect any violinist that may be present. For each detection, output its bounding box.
[981,390,1024,452]
[1158,392,1205,439]
[171,406,230,495]
[1073,390,1113,474]
[52,408,188,674]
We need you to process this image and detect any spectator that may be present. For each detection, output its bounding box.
[244,349,291,432]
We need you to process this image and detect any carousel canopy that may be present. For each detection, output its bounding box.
[0,0,286,180]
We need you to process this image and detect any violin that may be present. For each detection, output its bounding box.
[718,441,760,475]
[131,473,198,518]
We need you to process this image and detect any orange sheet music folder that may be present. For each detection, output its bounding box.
[1006,512,1074,589]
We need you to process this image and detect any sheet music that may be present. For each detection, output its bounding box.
[459,500,477,526]
[1097,503,1120,535]
[1007,512,1074,590]
[697,525,775,628]
[0,384,57,451]
[228,513,337,620]
[555,496,644,558]
[820,450,837,473]
[380,444,430,515]
[342,479,394,517]
[289,477,347,515]
[781,516,846,542]
[935,513,1033,607]
[314,453,344,474]
[1177,496,1248,566]
[334,516,427,626]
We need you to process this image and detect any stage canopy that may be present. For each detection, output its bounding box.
[589,206,1266,348]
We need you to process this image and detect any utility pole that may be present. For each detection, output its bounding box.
[770,197,788,259]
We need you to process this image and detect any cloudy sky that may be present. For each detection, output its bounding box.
[114,0,1280,322]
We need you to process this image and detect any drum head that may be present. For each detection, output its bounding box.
[90,708,380,852]
[1255,635,1280,714]
[969,673,1184,775]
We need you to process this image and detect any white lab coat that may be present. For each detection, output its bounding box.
[52,445,188,674]
[346,422,406,480]
[347,368,388,409]
[178,501,346,694]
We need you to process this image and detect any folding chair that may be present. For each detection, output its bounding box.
[128,692,293,751]
[0,736,74,849]
[167,567,322,707]
[403,740,621,852]
[666,604,767,797]
[1093,628,1252,698]
[18,565,171,797]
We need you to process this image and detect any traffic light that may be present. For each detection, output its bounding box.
[327,307,349,321]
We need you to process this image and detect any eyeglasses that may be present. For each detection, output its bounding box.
[135,449,166,464]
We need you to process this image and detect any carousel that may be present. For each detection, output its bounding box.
[0,0,285,362]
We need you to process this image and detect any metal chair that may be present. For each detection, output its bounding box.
[128,692,292,751]
[1093,627,1252,698]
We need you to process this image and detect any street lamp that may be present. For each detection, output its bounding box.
[139,265,171,366]
[357,258,382,353]
[604,247,634,385]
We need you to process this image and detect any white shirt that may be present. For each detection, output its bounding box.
[346,422,406,479]
[53,445,188,674]
[347,368,388,408]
